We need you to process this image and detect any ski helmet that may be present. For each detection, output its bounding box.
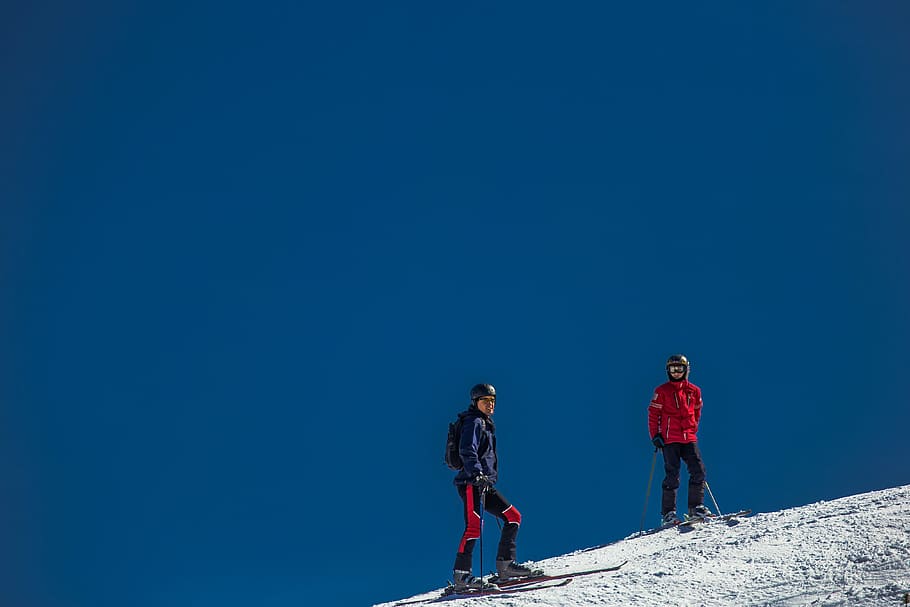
[470,383,496,402]
[666,354,690,381]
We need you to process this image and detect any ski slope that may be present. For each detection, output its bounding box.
[375,484,910,606]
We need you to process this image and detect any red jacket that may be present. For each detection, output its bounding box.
[648,380,703,444]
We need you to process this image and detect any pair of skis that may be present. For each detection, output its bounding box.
[393,561,626,605]
[671,509,752,530]
[639,509,752,538]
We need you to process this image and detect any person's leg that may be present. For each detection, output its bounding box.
[681,442,707,511]
[482,488,520,562]
[483,488,540,580]
[453,484,482,573]
[661,443,682,515]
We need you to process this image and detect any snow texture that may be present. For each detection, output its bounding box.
[376,484,910,607]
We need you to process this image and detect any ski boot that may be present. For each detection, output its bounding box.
[661,511,681,527]
[687,504,713,521]
[451,570,498,593]
[494,559,544,582]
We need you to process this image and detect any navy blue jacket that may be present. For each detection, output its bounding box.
[453,406,498,486]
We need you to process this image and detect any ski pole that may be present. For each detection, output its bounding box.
[704,480,723,516]
[638,447,659,535]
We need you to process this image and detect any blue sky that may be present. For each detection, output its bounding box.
[1,2,908,606]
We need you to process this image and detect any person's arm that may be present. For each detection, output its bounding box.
[459,418,483,480]
[648,389,663,443]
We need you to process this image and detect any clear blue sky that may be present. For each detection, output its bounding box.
[2,2,908,606]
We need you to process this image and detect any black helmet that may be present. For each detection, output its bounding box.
[666,354,690,381]
[470,383,496,401]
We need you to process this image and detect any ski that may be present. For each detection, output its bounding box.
[392,578,572,605]
[678,509,752,528]
[438,578,572,599]
[489,560,627,588]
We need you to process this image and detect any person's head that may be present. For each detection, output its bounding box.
[470,383,496,416]
[666,354,690,382]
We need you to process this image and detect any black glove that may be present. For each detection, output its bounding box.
[651,434,665,449]
[472,474,493,489]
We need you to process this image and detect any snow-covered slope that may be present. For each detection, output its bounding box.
[376,485,910,606]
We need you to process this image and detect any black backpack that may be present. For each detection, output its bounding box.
[444,414,466,470]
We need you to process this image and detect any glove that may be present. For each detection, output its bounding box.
[472,474,493,489]
[651,434,665,449]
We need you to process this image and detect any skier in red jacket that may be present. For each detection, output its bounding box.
[648,354,712,525]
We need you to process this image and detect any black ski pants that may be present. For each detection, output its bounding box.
[661,441,707,515]
[453,484,522,572]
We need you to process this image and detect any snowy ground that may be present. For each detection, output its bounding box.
[375,484,910,607]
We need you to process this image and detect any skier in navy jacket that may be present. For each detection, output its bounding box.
[451,383,539,591]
